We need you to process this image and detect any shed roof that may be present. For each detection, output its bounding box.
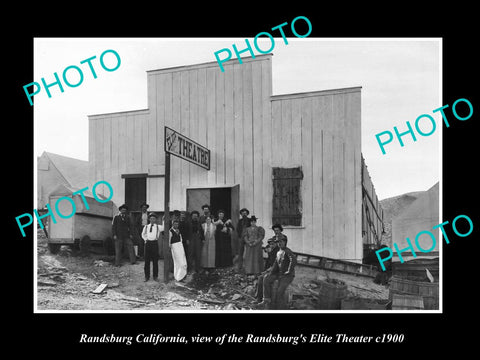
[41,152,89,190]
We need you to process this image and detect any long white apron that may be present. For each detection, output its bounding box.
[171,242,187,281]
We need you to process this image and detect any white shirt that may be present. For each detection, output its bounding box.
[141,212,149,226]
[142,223,163,241]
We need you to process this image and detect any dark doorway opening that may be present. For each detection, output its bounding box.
[210,187,232,219]
[124,177,146,211]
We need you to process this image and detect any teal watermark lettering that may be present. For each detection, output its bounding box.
[214,16,313,72]
[375,98,473,155]
[23,49,121,106]
[15,180,114,237]
[376,214,474,271]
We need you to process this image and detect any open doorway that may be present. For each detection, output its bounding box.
[186,186,238,221]
[186,185,240,257]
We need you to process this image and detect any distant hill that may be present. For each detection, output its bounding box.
[379,191,425,246]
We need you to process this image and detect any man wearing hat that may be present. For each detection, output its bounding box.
[199,204,211,225]
[112,204,136,266]
[235,208,251,270]
[255,224,285,302]
[141,212,163,281]
[259,235,296,310]
[265,224,287,270]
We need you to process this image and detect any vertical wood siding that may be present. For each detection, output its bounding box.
[88,55,366,261]
[270,89,362,260]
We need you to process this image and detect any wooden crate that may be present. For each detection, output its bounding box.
[392,294,424,310]
[316,279,348,310]
[389,275,439,310]
[392,258,439,281]
[341,298,389,310]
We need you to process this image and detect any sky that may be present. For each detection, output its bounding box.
[33,38,441,200]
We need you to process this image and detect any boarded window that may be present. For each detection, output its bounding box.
[272,167,303,226]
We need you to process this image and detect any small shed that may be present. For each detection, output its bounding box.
[37,151,89,209]
[47,184,115,254]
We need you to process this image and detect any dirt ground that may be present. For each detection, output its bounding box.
[36,230,389,311]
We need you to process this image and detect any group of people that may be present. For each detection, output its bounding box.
[111,203,296,309]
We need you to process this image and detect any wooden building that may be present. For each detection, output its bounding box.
[88,54,383,263]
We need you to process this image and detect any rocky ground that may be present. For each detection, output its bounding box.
[37,230,389,311]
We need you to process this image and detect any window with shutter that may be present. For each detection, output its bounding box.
[272,167,303,226]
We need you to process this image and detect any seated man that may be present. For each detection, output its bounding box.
[257,235,296,310]
[255,224,284,302]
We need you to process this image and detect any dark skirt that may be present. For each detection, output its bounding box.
[215,230,233,267]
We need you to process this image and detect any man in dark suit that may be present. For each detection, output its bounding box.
[112,204,136,266]
[258,235,296,310]
[134,202,149,260]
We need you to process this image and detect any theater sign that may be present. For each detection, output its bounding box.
[164,126,210,170]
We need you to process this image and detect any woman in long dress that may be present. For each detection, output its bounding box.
[201,216,216,270]
[242,216,265,275]
[214,210,234,268]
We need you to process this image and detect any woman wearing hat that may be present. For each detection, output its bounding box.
[242,216,265,275]
[213,209,234,268]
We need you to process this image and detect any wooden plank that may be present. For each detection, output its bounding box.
[311,96,323,257]
[189,69,200,187]
[261,59,272,225]
[133,114,142,173]
[92,283,108,294]
[147,176,164,211]
[271,100,282,166]
[88,119,95,185]
[126,114,135,173]
[291,99,302,166]
[156,74,166,165]
[118,115,127,176]
[332,94,346,259]
[224,62,235,186]
[215,68,225,185]
[163,73,173,167]
[252,60,263,216]
[352,91,362,260]
[197,68,208,186]
[148,74,159,169]
[111,115,119,176]
[140,114,148,173]
[95,118,104,180]
[233,64,244,204]
[103,117,111,174]
[333,136,345,259]
[242,62,254,212]
[344,92,356,260]
[281,99,292,166]
[180,70,190,204]
[147,73,157,115]
[301,96,314,255]
[206,67,217,186]
[171,71,182,210]
[321,96,334,258]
